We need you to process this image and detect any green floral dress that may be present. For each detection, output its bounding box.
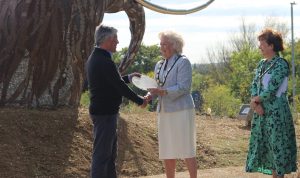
[245,55,297,176]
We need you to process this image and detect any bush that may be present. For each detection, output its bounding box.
[80,91,90,107]
[203,85,242,118]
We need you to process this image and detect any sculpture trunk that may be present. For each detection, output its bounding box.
[0,0,214,108]
[0,0,100,107]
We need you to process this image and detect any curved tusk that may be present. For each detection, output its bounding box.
[135,0,215,15]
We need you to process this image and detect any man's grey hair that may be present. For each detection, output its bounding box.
[158,30,184,54]
[94,25,118,46]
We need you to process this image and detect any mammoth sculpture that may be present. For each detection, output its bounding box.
[0,0,214,108]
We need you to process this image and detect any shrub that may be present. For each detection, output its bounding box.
[203,85,242,118]
[80,91,90,107]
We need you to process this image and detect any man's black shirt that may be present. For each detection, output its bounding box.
[86,48,143,115]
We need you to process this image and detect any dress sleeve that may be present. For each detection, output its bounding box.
[259,59,289,102]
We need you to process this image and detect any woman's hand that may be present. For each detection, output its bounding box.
[147,88,167,96]
[254,104,264,116]
[250,96,264,116]
[140,98,148,108]
[251,96,260,104]
[250,96,260,109]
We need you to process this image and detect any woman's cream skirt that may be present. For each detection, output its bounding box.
[158,107,196,159]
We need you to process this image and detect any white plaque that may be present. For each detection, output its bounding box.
[132,75,158,91]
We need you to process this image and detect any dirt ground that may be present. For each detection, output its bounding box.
[138,166,298,178]
[0,106,299,178]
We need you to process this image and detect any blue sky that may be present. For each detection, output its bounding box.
[102,0,300,64]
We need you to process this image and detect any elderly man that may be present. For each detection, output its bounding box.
[86,24,147,178]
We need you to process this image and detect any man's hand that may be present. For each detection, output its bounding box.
[129,72,141,82]
[144,92,152,102]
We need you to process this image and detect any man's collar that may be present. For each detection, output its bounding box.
[95,46,112,57]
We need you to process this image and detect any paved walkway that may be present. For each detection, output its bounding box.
[133,166,298,178]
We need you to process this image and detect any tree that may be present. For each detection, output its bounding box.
[115,44,161,74]
[205,17,292,103]
[205,18,258,85]
[229,47,261,103]
[227,18,290,103]
[202,84,242,118]
[191,71,212,93]
[206,44,232,84]
[263,16,289,40]
[229,18,257,52]
[282,39,300,108]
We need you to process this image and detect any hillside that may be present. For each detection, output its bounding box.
[0,107,299,177]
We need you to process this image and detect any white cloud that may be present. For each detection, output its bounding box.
[103,0,300,64]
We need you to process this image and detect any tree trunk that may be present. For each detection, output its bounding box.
[0,0,101,108]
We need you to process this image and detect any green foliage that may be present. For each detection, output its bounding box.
[80,91,90,107]
[147,71,155,79]
[191,72,211,92]
[192,63,212,75]
[114,43,161,74]
[228,46,261,103]
[202,85,242,118]
[115,44,161,112]
[294,94,300,114]
[191,72,214,111]
[112,51,123,65]
[282,39,300,99]
[202,19,300,107]
[208,62,231,85]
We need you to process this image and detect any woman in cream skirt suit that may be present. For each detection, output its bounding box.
[147,30,197,178]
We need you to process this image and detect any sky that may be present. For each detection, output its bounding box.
[102,0,300,64]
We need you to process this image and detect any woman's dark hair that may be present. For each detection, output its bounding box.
[258,28,284,52]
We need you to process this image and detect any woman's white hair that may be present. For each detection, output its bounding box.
[158,30,184,54]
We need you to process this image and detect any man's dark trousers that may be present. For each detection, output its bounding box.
[90,114,118,178]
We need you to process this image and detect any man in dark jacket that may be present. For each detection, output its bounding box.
[86,24,147,178]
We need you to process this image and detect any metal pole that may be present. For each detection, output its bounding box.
[291,1,296,113]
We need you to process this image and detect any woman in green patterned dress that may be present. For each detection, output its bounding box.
[245,28,297,178]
